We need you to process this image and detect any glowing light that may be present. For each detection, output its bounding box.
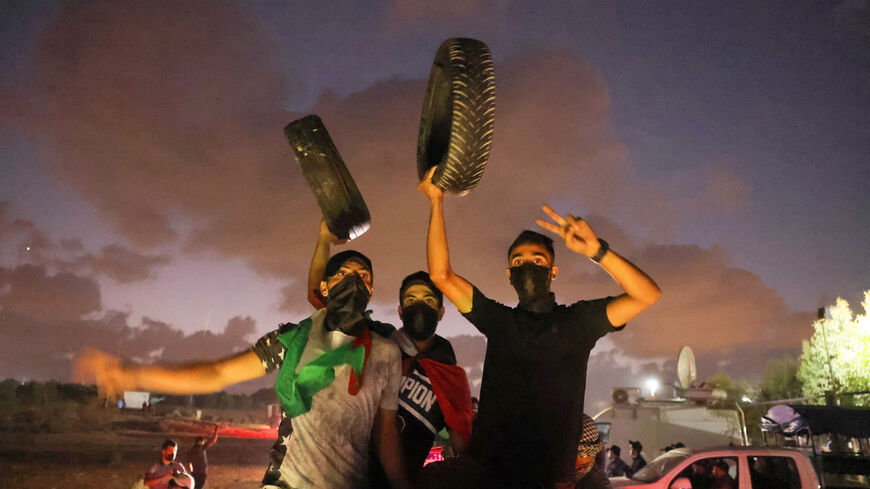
[741,395,752,403]
[645,378,660,397]
[25,246,31,251]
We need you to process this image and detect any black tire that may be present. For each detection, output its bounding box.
[417,38,495,195]
[284,115,371,240]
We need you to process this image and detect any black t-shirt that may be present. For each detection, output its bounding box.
[370,334,457,487]
[396,335,455,471]
[463,286,617,487]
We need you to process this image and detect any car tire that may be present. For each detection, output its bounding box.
[284,115,371,240]
[417,38,495,195]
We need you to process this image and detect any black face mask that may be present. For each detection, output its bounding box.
[324,274,371,334]
[509,263,552,305]
[401,302,439,342]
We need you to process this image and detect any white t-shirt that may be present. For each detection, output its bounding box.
[255,309,402,489]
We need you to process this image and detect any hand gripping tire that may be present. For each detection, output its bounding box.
[284,115,371,240]
[417,38,495,195]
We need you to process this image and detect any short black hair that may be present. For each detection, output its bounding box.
[610,445,621,457]
[399,271,442,308]
[162,439,177,450]
[322,250,373,281]
[507,230,555,263]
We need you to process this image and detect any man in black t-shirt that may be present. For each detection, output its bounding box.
[184,425,219,489]
[369,271,473,487]
[417,169,661,489]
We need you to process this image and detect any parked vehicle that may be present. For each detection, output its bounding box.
[596,398,746,460]
[609,446,820,489]
[761,404,870,489]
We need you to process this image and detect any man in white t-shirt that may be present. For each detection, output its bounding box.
[76,251,408,489]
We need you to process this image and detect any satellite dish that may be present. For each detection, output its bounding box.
[677,346,697,389]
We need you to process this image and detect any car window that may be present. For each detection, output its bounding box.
[630,451,691,483]
[668,456,738,489]
[748,456,801,489]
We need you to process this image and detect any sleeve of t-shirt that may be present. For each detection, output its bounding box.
[461,286,511,337]
[378,342,402,410]
[570,296,622,346]
[250,324,292,373]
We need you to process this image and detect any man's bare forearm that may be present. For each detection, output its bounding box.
[425,194,473,313]
[307,235,331,308]
[426,194,449,281]
[598,250,660,305]
[596,249,661,326]
[374,408,410,489]
[128,350,265,395]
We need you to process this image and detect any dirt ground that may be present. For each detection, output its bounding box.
[0,424,277,489]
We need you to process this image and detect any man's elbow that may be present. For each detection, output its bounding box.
[644,285,662,306]
[428,269,451,287]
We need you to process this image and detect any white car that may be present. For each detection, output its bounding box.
[610,446,820,489]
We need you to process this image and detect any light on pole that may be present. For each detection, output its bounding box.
[646,378,660,398]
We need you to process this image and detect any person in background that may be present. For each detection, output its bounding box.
[573,415,611,489]
[688,460,713,489]
[144,439,194,489]
[185,425,219,489]
[625,441,647,478]
[711,460,737,489]
[605,445,628,478]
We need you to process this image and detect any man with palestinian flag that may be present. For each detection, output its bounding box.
[308,221,474,486]
[74,250,411,489]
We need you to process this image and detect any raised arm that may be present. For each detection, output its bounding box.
[536,205,661,326]
[418,168,474,313]
[206,424,219,448]
[307,219,348,309]
[73,347,267,400]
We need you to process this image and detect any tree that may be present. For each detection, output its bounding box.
[759,356,803,402]
[797,291,870,407]
[705,370,750,408]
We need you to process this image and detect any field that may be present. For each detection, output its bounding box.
[0,416,277,489]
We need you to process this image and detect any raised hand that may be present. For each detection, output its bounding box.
[319,218,348,246]
[72,347,132,400]
[417,166,443,201]
[535,205,602,258]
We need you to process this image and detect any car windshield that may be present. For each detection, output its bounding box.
[630,450,692,483]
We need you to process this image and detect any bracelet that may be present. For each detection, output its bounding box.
[591,239,609,263]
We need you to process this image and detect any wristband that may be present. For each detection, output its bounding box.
[590,239,609,263]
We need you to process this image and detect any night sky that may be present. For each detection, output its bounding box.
[1,0,868,412]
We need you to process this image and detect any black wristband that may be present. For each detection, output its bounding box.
[591,239,609,263]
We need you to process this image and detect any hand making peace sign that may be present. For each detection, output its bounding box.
[535,205,603,258]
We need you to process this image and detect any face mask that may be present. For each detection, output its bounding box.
[509,263,552,304]
[401,302,439,341]
[164,451,176,462]
[324,273,371,333]
[574,457,595,479]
